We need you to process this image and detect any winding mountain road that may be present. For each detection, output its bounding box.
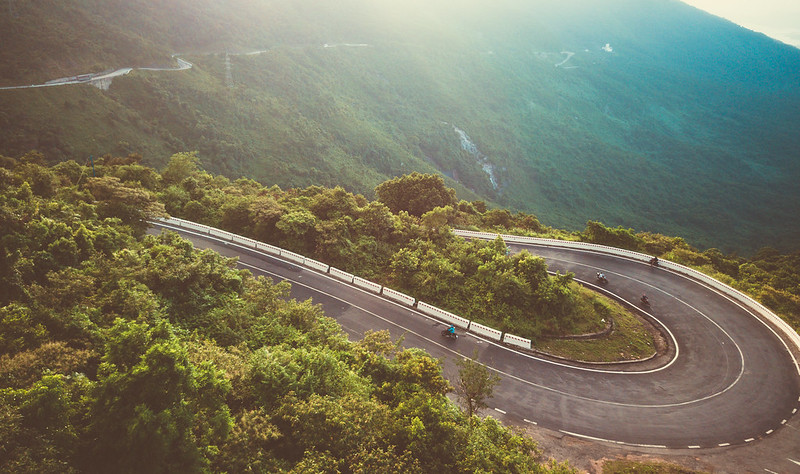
[149,221,800,469]
[0,56,191,91]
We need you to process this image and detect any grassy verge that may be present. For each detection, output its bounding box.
[534,289,657,362]
[565,283,614,334]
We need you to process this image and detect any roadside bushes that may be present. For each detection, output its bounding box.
[582,220,642,250]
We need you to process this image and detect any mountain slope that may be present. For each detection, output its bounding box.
[0,0,798,253]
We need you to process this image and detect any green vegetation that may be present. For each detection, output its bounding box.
[0,156,577,472]
[1,0,799,253]
[3,2,800,469]
[148,157,800,339]
[2,151,799,471]
[147,163,619,341]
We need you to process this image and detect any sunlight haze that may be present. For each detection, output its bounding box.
[681,0,800,47]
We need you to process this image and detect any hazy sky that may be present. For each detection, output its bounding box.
[681,0,800,48]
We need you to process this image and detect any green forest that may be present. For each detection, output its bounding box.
[1,0,799,253]
[2,152,800,472]
[0,154,579,472]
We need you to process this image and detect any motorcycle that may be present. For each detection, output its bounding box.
[441,328,458,340]
[640,294,651,308]
[648,257,659,267]
[596,272,608,284]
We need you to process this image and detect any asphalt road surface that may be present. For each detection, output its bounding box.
[149,222,800,462]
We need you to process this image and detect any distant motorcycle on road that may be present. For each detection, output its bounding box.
[596,271,608,284]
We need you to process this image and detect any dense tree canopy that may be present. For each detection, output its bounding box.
[0,157,575,472]
[375,172,457,217]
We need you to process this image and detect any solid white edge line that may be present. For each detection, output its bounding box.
[148,223,497,371]
[507,235,800,379]
[477,230,800,378]
[494,408,507,415]
[764,469,779,474]
[575,276,679,371]
[559,430,616,444]
[516,245,780,407]
[559,430,666,448]
[562,257,744,386]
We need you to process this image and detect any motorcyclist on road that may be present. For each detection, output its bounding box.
[641,294,649,305]
[649,257,659,266]
[447,325,455,335]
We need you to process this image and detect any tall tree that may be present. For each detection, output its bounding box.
[455,351,501,418]
[161,151,201,185]
[375,173,457,217]
[84,176,166,235]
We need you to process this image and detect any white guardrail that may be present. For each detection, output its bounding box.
[416,302,471,330]
[353,276,382,294]
[381,287,416,306]
[303,257,330,273]
[503,333,532,350]
[469,322,503,342]
[454,229,800,372]
[281,250,305,265]
[328,267,355,284]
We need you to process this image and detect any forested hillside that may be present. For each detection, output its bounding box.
[0,154,580,472]
[1,0,798,253]
[2,153,799,471]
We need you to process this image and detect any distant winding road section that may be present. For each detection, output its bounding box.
[0,56,192,91]
[148,221,800,457]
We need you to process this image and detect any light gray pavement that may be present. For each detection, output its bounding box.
[0,57,189,91]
